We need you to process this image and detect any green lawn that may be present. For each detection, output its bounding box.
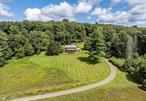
[110,57,125,67]
[0,51,110,100]
[37,69,146,101]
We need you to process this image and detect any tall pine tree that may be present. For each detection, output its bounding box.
[88,29,105,62]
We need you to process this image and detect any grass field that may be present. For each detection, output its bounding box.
[37,69,146,101]
[110,57,125,67]
[0,51,110,100]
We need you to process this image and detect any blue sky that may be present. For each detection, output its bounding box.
[0,0,146,26]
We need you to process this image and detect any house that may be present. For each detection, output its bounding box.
[64,45,81,53]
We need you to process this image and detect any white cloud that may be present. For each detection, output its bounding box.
[41,2,74,18]
[127,1,146,26]
[24,0,146,26]
[24,2,75,21]
[111,0,122,5]
[24,8,41,21]
[24,8,53,21]
[24,1,93,21]
[0,3,13,16]
[91,7,129,24]
[75,2,92,14]
[129,5,146,21]
[125,0,146,6]
[91,8,108,16]
[86,16,91,19]
[78,0,101,5]
[91,0,146,27]
[111,0,146,6]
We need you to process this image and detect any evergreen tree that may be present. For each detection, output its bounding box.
[88,29,105,62]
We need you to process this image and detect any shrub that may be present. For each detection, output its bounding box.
[0,56,5,67]
[123,57,140,73]
[15,47,25,58]
[122,56,146,85]
[24,44,35,56]
[142,79,146,90]
[47,41,63,56]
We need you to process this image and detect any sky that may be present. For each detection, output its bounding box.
[0,0,146,27]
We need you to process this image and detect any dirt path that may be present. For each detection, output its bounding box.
[11,59,117,101]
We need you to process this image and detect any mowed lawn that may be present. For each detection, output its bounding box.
[0,51,110,100]
[38,65,146,101]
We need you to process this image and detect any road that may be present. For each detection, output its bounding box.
[11,59,117,101]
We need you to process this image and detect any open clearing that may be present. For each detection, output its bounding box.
[10,59,116,101]
[0,51,110,100]
[37,63,146,101]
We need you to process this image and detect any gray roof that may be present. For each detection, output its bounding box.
[65,45,77,48]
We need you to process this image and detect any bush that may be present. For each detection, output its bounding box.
[15,47,25,58]
[47,41,63,56]
[24,44,35,56]
[122,56,146,85]
[142,79,146,90]
[0,57,5,67]
[88,52,99,63]
[123,57,140,73]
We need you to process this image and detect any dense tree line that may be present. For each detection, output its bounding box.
[0,20,87,65]
[0,31,12,66]
[123,55,146,90]
[0,20,146,89]
[83,25,146,90]
[0,20,146,64]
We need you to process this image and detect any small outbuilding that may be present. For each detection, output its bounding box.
[64,45,81,53]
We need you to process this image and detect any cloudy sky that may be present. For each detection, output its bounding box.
[0,0,146,26]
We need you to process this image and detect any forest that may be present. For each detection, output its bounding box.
[0,19,146,90]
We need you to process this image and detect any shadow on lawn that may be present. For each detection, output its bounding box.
[126,74,140,84]
[126,73,146,91]
[78,57,98,65]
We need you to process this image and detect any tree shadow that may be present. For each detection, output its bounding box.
[78,57,99,65]
[126,73,142,85]
[126,74,146,91]
[138,86,146,91]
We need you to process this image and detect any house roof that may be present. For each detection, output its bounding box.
[65,45,77,48]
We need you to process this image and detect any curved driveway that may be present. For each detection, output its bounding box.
[11,59,117,101]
